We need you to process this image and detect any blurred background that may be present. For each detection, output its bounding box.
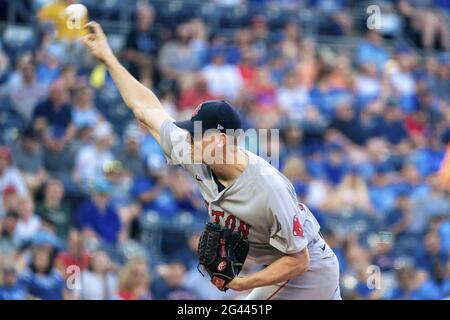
[0,0,450,300]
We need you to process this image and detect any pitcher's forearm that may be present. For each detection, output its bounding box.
[103,54,171,141]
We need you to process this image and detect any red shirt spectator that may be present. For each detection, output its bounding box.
[178,74,222,111]
[58,230,91,270]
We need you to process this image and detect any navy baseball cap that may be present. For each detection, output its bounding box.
[174,100,242,135]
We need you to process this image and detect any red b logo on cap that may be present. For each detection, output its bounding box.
[192,104,202,117]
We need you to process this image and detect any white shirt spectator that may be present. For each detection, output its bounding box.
[202,64,243,101]
[0,167,28,217]
[15,215,41,243]
[80,271,118,300]
[72,107,103,129]
[355,74,381,99]
[5,69,48,122]
[74,122,115,186]
[390,69,416,97]
[74,144,114,186]
[276,85,311,115]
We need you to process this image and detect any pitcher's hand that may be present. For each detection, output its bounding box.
[81,21,115,64]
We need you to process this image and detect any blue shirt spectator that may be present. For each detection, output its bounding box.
[0,268,27,300]
[32,82,72,132]
[19,268,64,300]
[356,30,390,70]
[75,179,122,245]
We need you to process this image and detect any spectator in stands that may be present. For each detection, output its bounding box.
[280,123,304,158]
[153,261,197,300]
[117,258,152,300]
[0,264,27,300]
[296,39,320,89]
[354,62,382,109]
[0,146,28,216]
[168,168,204,219]
[228,28,253,65]
[74,178,123,246]
[384,190,416,254]
[280,20,301,62]
[282,156,310,202]
[43,126,78,194]
[202,45,243,101]
[80,250,118,300]
[276,71,311,118]
[178,73,223,112]
[353,264,383,300]
[35,179,71,239]
[399,164,430,200]
[267,48,291,86]
[19,244,64,300]
[57,65,77,92]
[431,53,450,102]
[58,229,90,271]
[369,165,397,216]
[390,46,418,114]
[415,230,449,283]
[245,67,277,111]
[392,266,443,299]
[371,233,397,272]
[116,123,145,179]
[399,0,450,51]
[32,81,75,141]
[131,154,179,220]
[356,30,390,71]
[323,143,348,185]
[123,3,158,79]
[4,60,48,123]
[158,23,202,81]
[326,170,373,215]
[71,85,104,130]
[15,196,41,244]
[35,44,63,86]
[11,128,47,194]
[330,103,368,145]
[73,122,115,188]
[374,104,408,145]
[0,211,20,258]
[103,160,132,210]
[189,18,209,67]
[249,15,269,62]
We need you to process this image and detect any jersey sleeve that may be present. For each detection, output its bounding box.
[267,186,308,254]
[159,119,191,166]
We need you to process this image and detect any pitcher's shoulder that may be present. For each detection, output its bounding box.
[245,155,296,200]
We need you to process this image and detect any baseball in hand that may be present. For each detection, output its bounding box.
[65,3,88,30]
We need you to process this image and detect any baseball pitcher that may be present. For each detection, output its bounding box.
[81,21,341,300]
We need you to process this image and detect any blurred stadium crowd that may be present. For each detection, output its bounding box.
[0,0,450,300]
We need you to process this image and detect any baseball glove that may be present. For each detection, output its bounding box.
[197,222,249,291]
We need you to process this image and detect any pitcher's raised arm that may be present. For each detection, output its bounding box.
[81,21,172,143]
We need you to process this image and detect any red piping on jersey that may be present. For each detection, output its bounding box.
[266,281,289,300]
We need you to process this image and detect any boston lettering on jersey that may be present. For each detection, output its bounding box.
[204,200,252,240]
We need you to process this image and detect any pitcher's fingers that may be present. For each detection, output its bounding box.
[80,35,94,47]
[85,21,105,37]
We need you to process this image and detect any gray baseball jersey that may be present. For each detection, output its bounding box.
[160,120,341,300]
